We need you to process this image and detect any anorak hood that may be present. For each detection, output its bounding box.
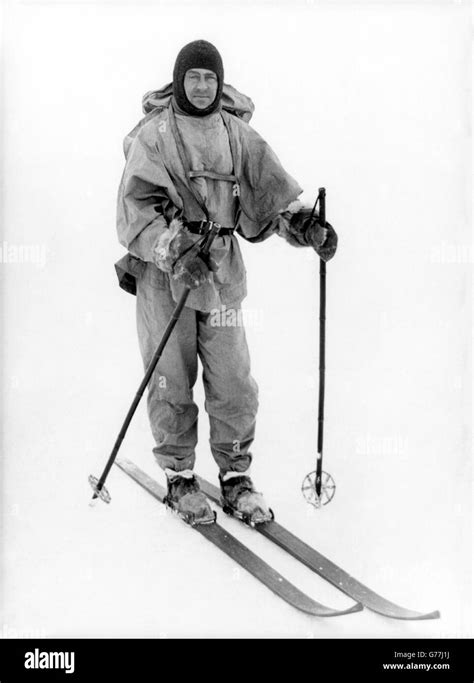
[142,82,255,123]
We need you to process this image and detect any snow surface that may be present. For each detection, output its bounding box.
[1,1,472,639]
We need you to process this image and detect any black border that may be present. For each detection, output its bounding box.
[0,638,472,681]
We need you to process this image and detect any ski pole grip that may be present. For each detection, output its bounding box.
[318,187,326,225]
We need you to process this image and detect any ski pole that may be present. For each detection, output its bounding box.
[89,221,222,505]
[301,188,336,507]
[316,188,326,499]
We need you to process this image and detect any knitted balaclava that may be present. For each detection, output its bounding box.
[172,39,224,117]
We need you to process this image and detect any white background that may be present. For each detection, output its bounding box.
[1,0,472,638]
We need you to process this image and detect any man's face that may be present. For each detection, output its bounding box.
[183,68,218,109]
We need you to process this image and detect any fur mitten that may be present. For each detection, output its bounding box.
[152,218,195,273]
[277,201,338,261]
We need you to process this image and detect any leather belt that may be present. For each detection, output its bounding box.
[185,220,235,236]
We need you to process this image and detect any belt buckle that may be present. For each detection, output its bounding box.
[200,220,221,234]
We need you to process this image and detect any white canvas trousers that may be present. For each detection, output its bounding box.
[136,262,259,475]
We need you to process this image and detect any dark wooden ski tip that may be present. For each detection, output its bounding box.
[115,459,362,618]
[197,476,440,621]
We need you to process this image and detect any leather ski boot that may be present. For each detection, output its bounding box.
[164,470,216,526]
[219,473,274,526]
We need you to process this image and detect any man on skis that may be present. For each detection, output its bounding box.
[116,39,338,526]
